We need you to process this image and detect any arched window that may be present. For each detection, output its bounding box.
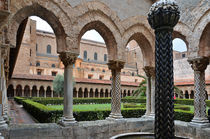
[36,61,40,67]
[36,44,38,52]
[91,68,94,71]
[84,51,87,60]
[52,64,55,68]
[104,54,107,62]
[102,69,105,73]
[94,52,97,61]
[47,45,51,54]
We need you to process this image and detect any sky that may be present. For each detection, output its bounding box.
[30,16,187,52]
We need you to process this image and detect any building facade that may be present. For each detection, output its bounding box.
[7,19,143,98]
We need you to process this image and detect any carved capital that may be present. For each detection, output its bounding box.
[188,57,209,72]
[107,60,125,72]
[59,52,79,67]
[143,66,155,77]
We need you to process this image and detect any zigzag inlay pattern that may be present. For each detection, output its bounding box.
[155,30,174,139]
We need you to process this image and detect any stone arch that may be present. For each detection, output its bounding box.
[46,86,52,97]
[122,23,155,67]
[74,8,122,61]
[100,89,104,98]
[185,90,189,99]
[190,9,210,57]
[39,86,45,97]
[190,90,194,99]
[105,89,109,97]
[173,22,191,51]
[78,88,83,98]
[32,85,37,97]
[7,84,14,98]
[24,85,30,97]
[73,87,77,98]
[123,90,127,98]
[198,23,210,57]
[90,88,94,98]
[95,88,99,98]
[84,88,88,98]
[16,84,22,97]
[180,91,183,99]
[8,2,72,52]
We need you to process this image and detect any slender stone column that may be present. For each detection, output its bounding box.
[51,90,53,98]
[0,46,8,129]
[148,1,180,138]
[188,57,209,127]
[150,68,155,117]
[44,87,47,98]
[107,60,125,120]
[143,66,155,118]
[29,87,32,97]
[143,67,152,117]
[59,52,78,126]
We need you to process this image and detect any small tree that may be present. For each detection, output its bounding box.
[53,74,75,97]
[132,75,147,98]
[53,74,64,97]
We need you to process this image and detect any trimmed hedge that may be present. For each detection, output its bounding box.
[174,105,191,111]
[174,99,194,105]
[30,97,146,105]
[123,103,145,108]
[14,97,27,104]
[21,98,194,123]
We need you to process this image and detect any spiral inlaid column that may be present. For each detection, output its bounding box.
[107,60,124,120]
[148,0,180,138]
[188,58,209,126]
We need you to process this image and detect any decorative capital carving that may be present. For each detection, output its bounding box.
[143,66,155,77]
[107,60,125,72]
[148,0,180,30]
[188,57,209,72]
[59,52,79,67]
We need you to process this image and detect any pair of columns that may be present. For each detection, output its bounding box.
[188,57,209,126]
[143,66,155,118]
[59,52,125,126]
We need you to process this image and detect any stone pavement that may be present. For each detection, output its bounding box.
[8,99,36,124]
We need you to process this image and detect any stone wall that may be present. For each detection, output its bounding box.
[1,118,210,139]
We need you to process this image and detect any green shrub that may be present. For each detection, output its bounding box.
[174,105,191,111]
[123,103,145,108]
[174,110,194,122]
[30,97,146,105]
[14,97,27,104]
[206,101,210,107]
[174,99,194,105]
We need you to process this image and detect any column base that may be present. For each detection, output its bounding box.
[0,117,8,130]
[190,117,210,128]
[106,113,123,121]
[142,114,154,119]
[58,117,76,127]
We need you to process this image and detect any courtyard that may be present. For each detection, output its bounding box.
[0,0,210,138]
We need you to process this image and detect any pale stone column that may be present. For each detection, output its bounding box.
[0,46,8,129]
[44,87,47,98]
[143,66,155,118]
[37,90,39,97]
[51,90,54,98]
[29,88,32,97]
[188,57,209,127]
[107,60,125,120]
[14,89,16,97]
[59,52,78,126]
[150,68,155,117]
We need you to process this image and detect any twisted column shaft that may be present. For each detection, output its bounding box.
[188,58,209,125]
[107,60,124,120]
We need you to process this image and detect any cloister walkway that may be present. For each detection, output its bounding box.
[8,99,36,124]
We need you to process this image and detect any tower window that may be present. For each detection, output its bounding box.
[47,45,51,54]
[84,51,87,60]
[36,62,40,67]
[94,52,97,61]
[52,72,57,76]
[52,64,56,68]
[104,54,107,62]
